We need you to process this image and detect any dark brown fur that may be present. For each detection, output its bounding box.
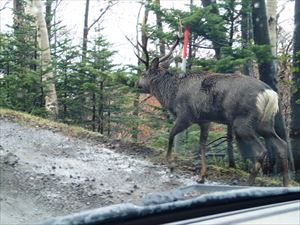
[137,58,289,186]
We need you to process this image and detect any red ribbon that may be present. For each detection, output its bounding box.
[182,26,190,59]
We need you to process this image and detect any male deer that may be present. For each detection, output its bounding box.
[136,38,289,187]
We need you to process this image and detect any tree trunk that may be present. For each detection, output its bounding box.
[266,0,277,56]
[13,0,25,30]
[92,92,96,132]
[45,0,53,41]
[252,0,277,90]
[228,0,235,47]
[79,0,90,123]
[13,0,26,69]
[241,0,254,76]
[241,0,253,42]
[188,0,194,70]
[155,0,165,56]
[107,98,111,137]
[97,81,104,135]
[252,0,293,174]
[227,124,235,168]
[290,0,300,181]
[82,0,90,62]
[33,0,58,118]
[63,75,67,120]
[132,94,139,142]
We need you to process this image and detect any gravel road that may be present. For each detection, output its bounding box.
[0,119,197,225]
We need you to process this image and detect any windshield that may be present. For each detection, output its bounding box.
[0,0,299,224]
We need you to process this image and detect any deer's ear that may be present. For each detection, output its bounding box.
[150,57,159,71]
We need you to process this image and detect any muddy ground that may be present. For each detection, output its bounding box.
[0,118,204,225]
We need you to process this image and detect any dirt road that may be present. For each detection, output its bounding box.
[0,118,197,225]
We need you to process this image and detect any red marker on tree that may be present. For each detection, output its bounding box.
[180,26,190,75]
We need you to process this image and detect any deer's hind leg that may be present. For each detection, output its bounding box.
[233,117,267,186]
[258,123,289,187]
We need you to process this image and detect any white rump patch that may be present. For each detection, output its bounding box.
[256,89,279,122]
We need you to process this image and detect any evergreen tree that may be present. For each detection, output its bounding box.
[0,11,45,115]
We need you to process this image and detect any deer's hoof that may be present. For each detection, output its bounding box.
[196,176,206,184]
[167,161,176,173]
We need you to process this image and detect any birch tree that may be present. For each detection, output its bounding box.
[32,0,58,118]
[266,0,277,56]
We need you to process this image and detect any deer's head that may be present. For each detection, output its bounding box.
[136,37,180,94]
[136,57,159,93]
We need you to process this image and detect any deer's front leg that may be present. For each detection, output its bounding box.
[197,122,209,183]
[166,116,191,161]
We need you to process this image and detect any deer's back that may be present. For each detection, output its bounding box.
[175,73,271,123]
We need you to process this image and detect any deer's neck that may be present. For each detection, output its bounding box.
[150,73,179,113]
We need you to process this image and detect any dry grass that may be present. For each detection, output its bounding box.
[0,108,104,141]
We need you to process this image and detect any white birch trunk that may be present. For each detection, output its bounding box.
[32,0,58,118]
[266,0,277,56]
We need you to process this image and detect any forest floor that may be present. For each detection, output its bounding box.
[0,109,296,225]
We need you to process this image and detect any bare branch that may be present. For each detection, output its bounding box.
[125,34,138,49]
[159,37,181,63]
[141,95,153,102]
[137,40,149,68]
[277,4,286,21]
[87,1,117,32]
[189,43,216,50]
[134,51,148,66]
[0,0,9,12]
[125,34,149,67]
[139,1,150,68]
[284,37,293,56]
[135,3,144,64]
[136,4,144,47]
[53,0,63,13]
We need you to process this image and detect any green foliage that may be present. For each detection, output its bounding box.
[192,44,266,73]
[0,14,46,115]
[153,4,228,47]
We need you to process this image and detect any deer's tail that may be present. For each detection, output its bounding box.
[256,89,279,122]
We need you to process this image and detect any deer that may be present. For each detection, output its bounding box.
[135,36,289,187]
